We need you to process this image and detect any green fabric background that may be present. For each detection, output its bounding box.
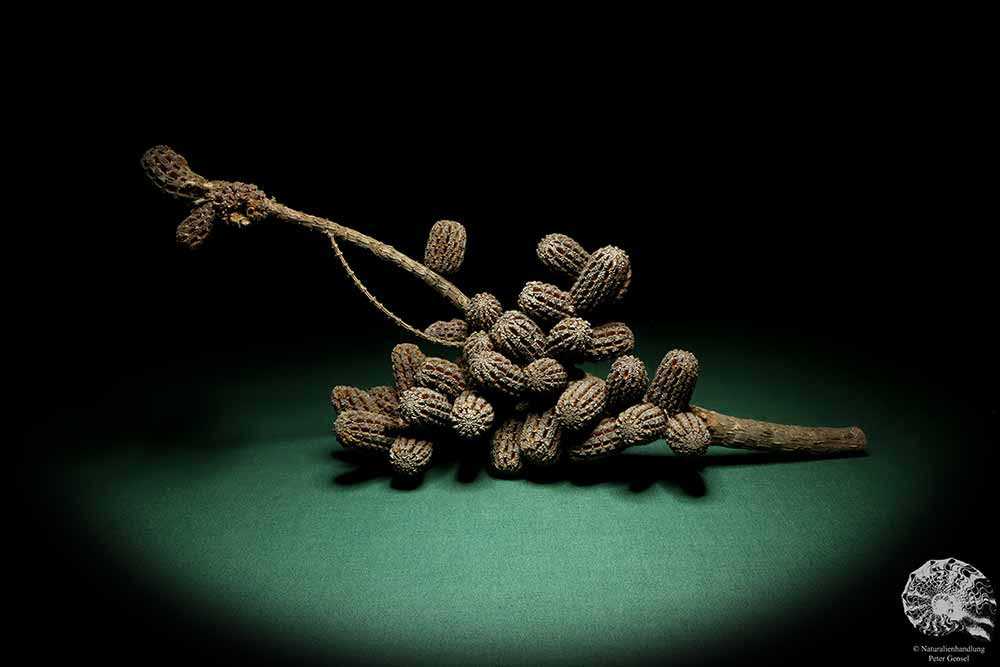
[52,328,951,664]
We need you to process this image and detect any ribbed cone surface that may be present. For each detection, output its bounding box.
[616,402,668,447]
[605,355,649,414]
[398,387,453,429]
[520,409,562,467]
[450,391,496,439]
[664,412,712,457]
[490,310,546,363]
[389,437,434,476]
[424,220,466,275]
[464,293,503,332]
[645,349,699,416]
[415,357,467,398]
[391,343,426,392]
[555,376,607,432]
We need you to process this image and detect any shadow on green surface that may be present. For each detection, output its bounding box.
[328,447,868,497]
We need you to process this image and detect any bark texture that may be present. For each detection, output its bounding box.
[691,406,867,454]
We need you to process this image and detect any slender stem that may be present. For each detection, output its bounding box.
[691,406,867,454]
[267,202,470,311]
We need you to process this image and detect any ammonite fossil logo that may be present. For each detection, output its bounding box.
[902,558,996,641]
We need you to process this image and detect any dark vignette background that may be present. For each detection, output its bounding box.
[13,41,995,666]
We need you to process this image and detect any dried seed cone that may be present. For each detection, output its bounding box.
[489,417,524,475]
[555,376,607,432]
[333,410,403,455]
[176,203,216,250]
[537,233,590,281]
[586,322,635,361]
[398,387,453,429]
[389,437,434,476]
[566,417,628,461]
[522,358,570,396]
[520,409,562,467]
[645,349,700,416]
[468,351,527,398]
[450,391,496,439]
[605,355,649,414]
[368,386,400,416]
[391,343,426,391]
[425,319,468,343]
[463,331,494,358]
[141,145,210,200]
[664,412,711,457]
[415,357,467,398]
[545,317,593,361]
[616,403,668,447]
[424,220,466,275]
[569,246,631,314]
[490,310,546,363]
[517,281,575,324]
[330,385,379,413]
[465,293,503,332]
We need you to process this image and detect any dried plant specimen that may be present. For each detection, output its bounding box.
[390,437,435,476]
[519,409,562,467]
[489,417,525,475]
[334,410,404,454]
[555,376,607,432]
[451,391,495,439]
[144,146,869,484]
[605,355,649,414]
[616,403,668,447]
[645,349,699,416]
[391,343,426,392]
[424,220,466,275]
[517,281,575,324]
[415,357,467,398]
[398,387,453,430]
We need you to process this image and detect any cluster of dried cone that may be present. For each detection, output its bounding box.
[333,228,712,478]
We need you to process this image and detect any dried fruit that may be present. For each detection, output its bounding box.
[330,385,379,413]
[424,220,466,275]
[489,417,524,475]
[537,233,590,281]
[468,351,527,398]
[586,322,635,361]
[645,349,699,416]
[415,357,467,398]
[605,355,649,414]
[334,410,404,454]
[390,437,434,476]
[425,319,468,343]
[391,343,426,391]
[664,411,711,457]
[517,281,575,324]
[141,145,210,200]
[519,409,562,467]
[462,331,494,359]
[176,204,216,249]
[368,385,400,416]
[545,317,593,361]
[451,391,496,439]
[522,358,570,396]
[398,387,453,429]
[489,310,546,363]
[566,417,628,461]
[569,246,630,314]
[616,403,667,447]
[555,376,607,432]
[464,292,503,331]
